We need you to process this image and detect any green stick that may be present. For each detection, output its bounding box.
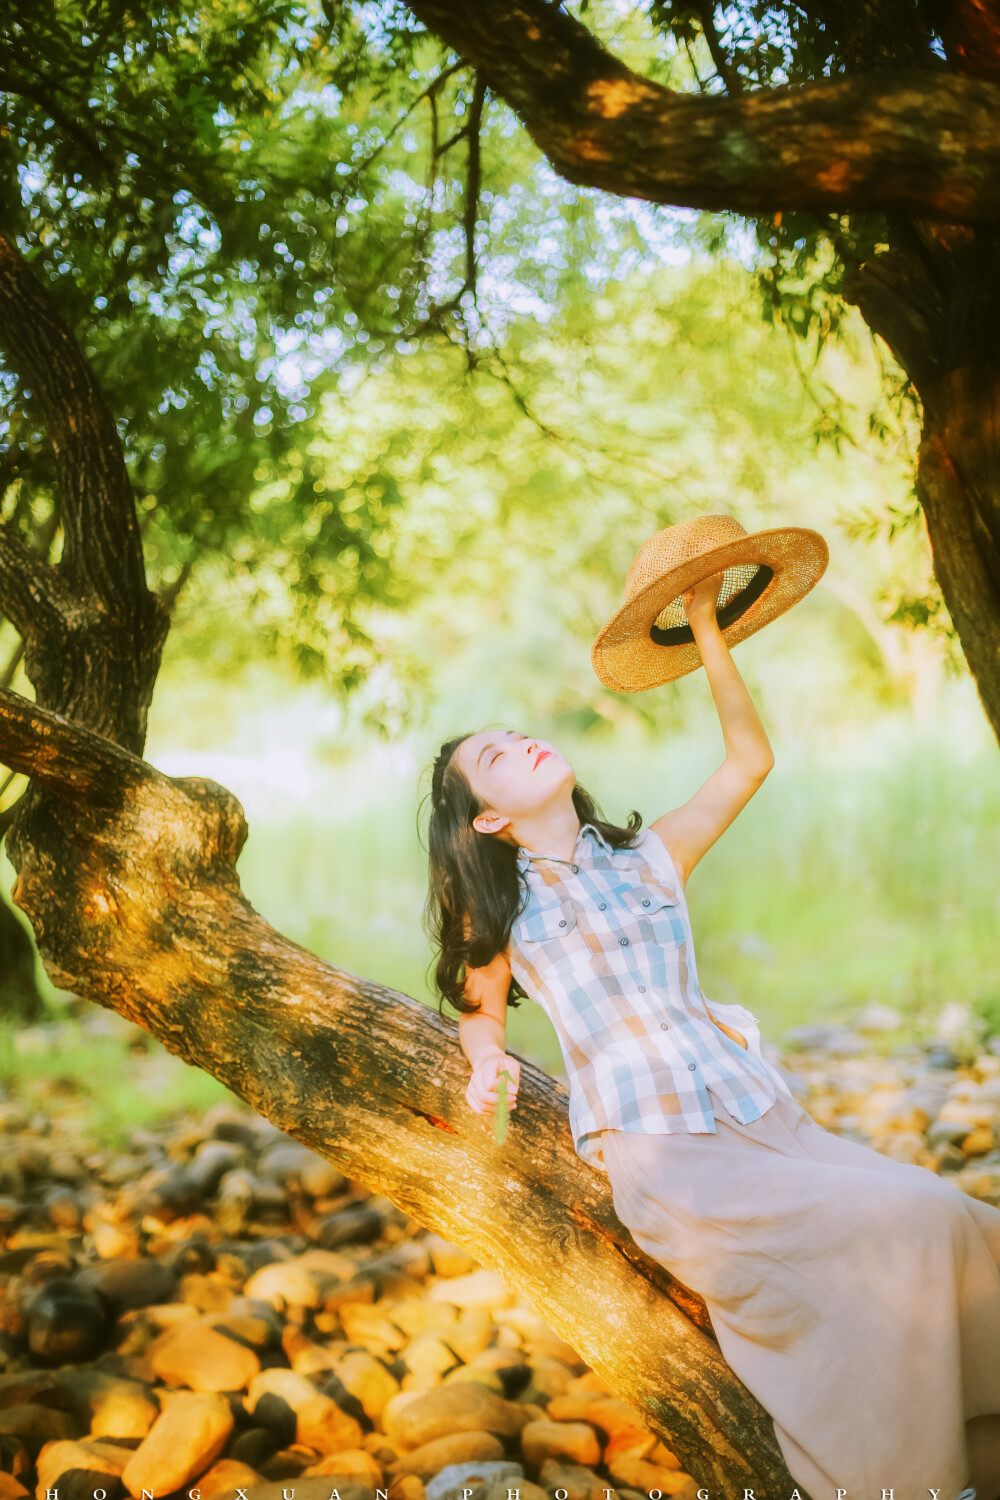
[495,1069,515,1144]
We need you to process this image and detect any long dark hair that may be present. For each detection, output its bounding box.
[421,732,643,1016]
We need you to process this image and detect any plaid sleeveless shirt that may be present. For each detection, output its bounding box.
[509,821,797,1174]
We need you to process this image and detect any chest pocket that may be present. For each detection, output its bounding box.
[516,899,577,945]
[620,882,680,918]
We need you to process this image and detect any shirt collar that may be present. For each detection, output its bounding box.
[516,821,613,868]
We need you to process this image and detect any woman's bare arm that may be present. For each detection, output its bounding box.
[458,943,521,1115]
[650,572,774,887]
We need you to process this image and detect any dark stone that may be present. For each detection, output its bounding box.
[0,1369,67,1411]
[161,1237,216,1277]
[315,1206,383,1249]
[44,1466,124,1500]
[494,1362,532,1399]
[209,1119,260,1149]
[925,1043,961,1070]
[229,1426,283,1467]
[317,1371,370,1430]
[247,1389,297,1446]
[26,1280,107,1364]
[217,1239,294,1276]
[75,1257,177,1312]
[256,1348,292,1372]
[0,1430,31,1479]
[186,1142,244,1197]
[130,1166,203,1219]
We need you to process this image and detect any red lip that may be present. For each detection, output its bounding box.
[534,749,550,770]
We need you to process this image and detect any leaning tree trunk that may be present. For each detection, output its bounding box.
[0,229,806,1494]
[844,224,1000,735]
[917,368,1000,723]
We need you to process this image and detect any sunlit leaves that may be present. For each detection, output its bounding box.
[1,0,669,699]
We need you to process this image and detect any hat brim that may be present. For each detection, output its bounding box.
[590,526,829,692]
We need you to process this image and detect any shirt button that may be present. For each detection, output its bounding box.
[642,898,650,907]
[687,1062,697,1071]
[619,937,629,947]
[558,919,567,927]
[598,902,607,911]
[571,864,579,873]
[638,985,646,993]
[660,1022,668,1030]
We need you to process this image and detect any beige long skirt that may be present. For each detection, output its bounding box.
[601,1087,1000,1500]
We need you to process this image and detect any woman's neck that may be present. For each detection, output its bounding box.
[509,802,582,862]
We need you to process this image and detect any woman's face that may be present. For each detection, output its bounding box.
[455,729,575,833]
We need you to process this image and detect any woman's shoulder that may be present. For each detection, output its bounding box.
[631,825,682,884]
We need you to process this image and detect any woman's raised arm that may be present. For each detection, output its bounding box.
[650,572,774,888]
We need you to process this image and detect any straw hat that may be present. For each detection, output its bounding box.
[591,514,828,692]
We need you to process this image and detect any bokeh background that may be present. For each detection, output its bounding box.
[4,260,997,1127]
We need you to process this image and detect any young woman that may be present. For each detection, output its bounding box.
[424,572,1000,1500]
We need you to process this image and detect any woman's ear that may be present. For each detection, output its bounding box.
[473,810,511,837]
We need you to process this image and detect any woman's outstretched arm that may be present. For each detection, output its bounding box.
[649,572,774,887]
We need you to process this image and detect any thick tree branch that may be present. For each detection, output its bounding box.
[843,246,949,390]
[0,233,151,614]
[0,523,74,638]
[0,685,155,803]
[0,233,169,752]
[403,0,1000,224]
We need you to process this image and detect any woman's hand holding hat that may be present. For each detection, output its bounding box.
[682,570,725,627]
[590,513,829,691]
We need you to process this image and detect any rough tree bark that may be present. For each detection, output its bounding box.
[0,226,805,1492]
[401,0,1000,747]
[396,0,1000,221]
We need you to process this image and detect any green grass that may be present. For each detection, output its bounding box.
[0,1020,237,1152]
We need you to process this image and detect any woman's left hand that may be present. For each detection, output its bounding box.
[682,570,724,627]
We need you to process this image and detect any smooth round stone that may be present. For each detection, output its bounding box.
[229,1427,282,1467]
[216,1240,294,1277]
[0,1430,33,1486]
[26,1280,107,1364]
[121,1392,233,1496]
[425,1460,524,1500]
[35,1438,127,1500]
[316,1206,383,1249]
[0,1403,81,1445]
[76,1257,177,1312]
[187,1141,245,1197]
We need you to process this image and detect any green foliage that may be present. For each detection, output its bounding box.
[0,0,951,707]
[0,2,624,668]
[636,0,936,459]
[244,259,942,733]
